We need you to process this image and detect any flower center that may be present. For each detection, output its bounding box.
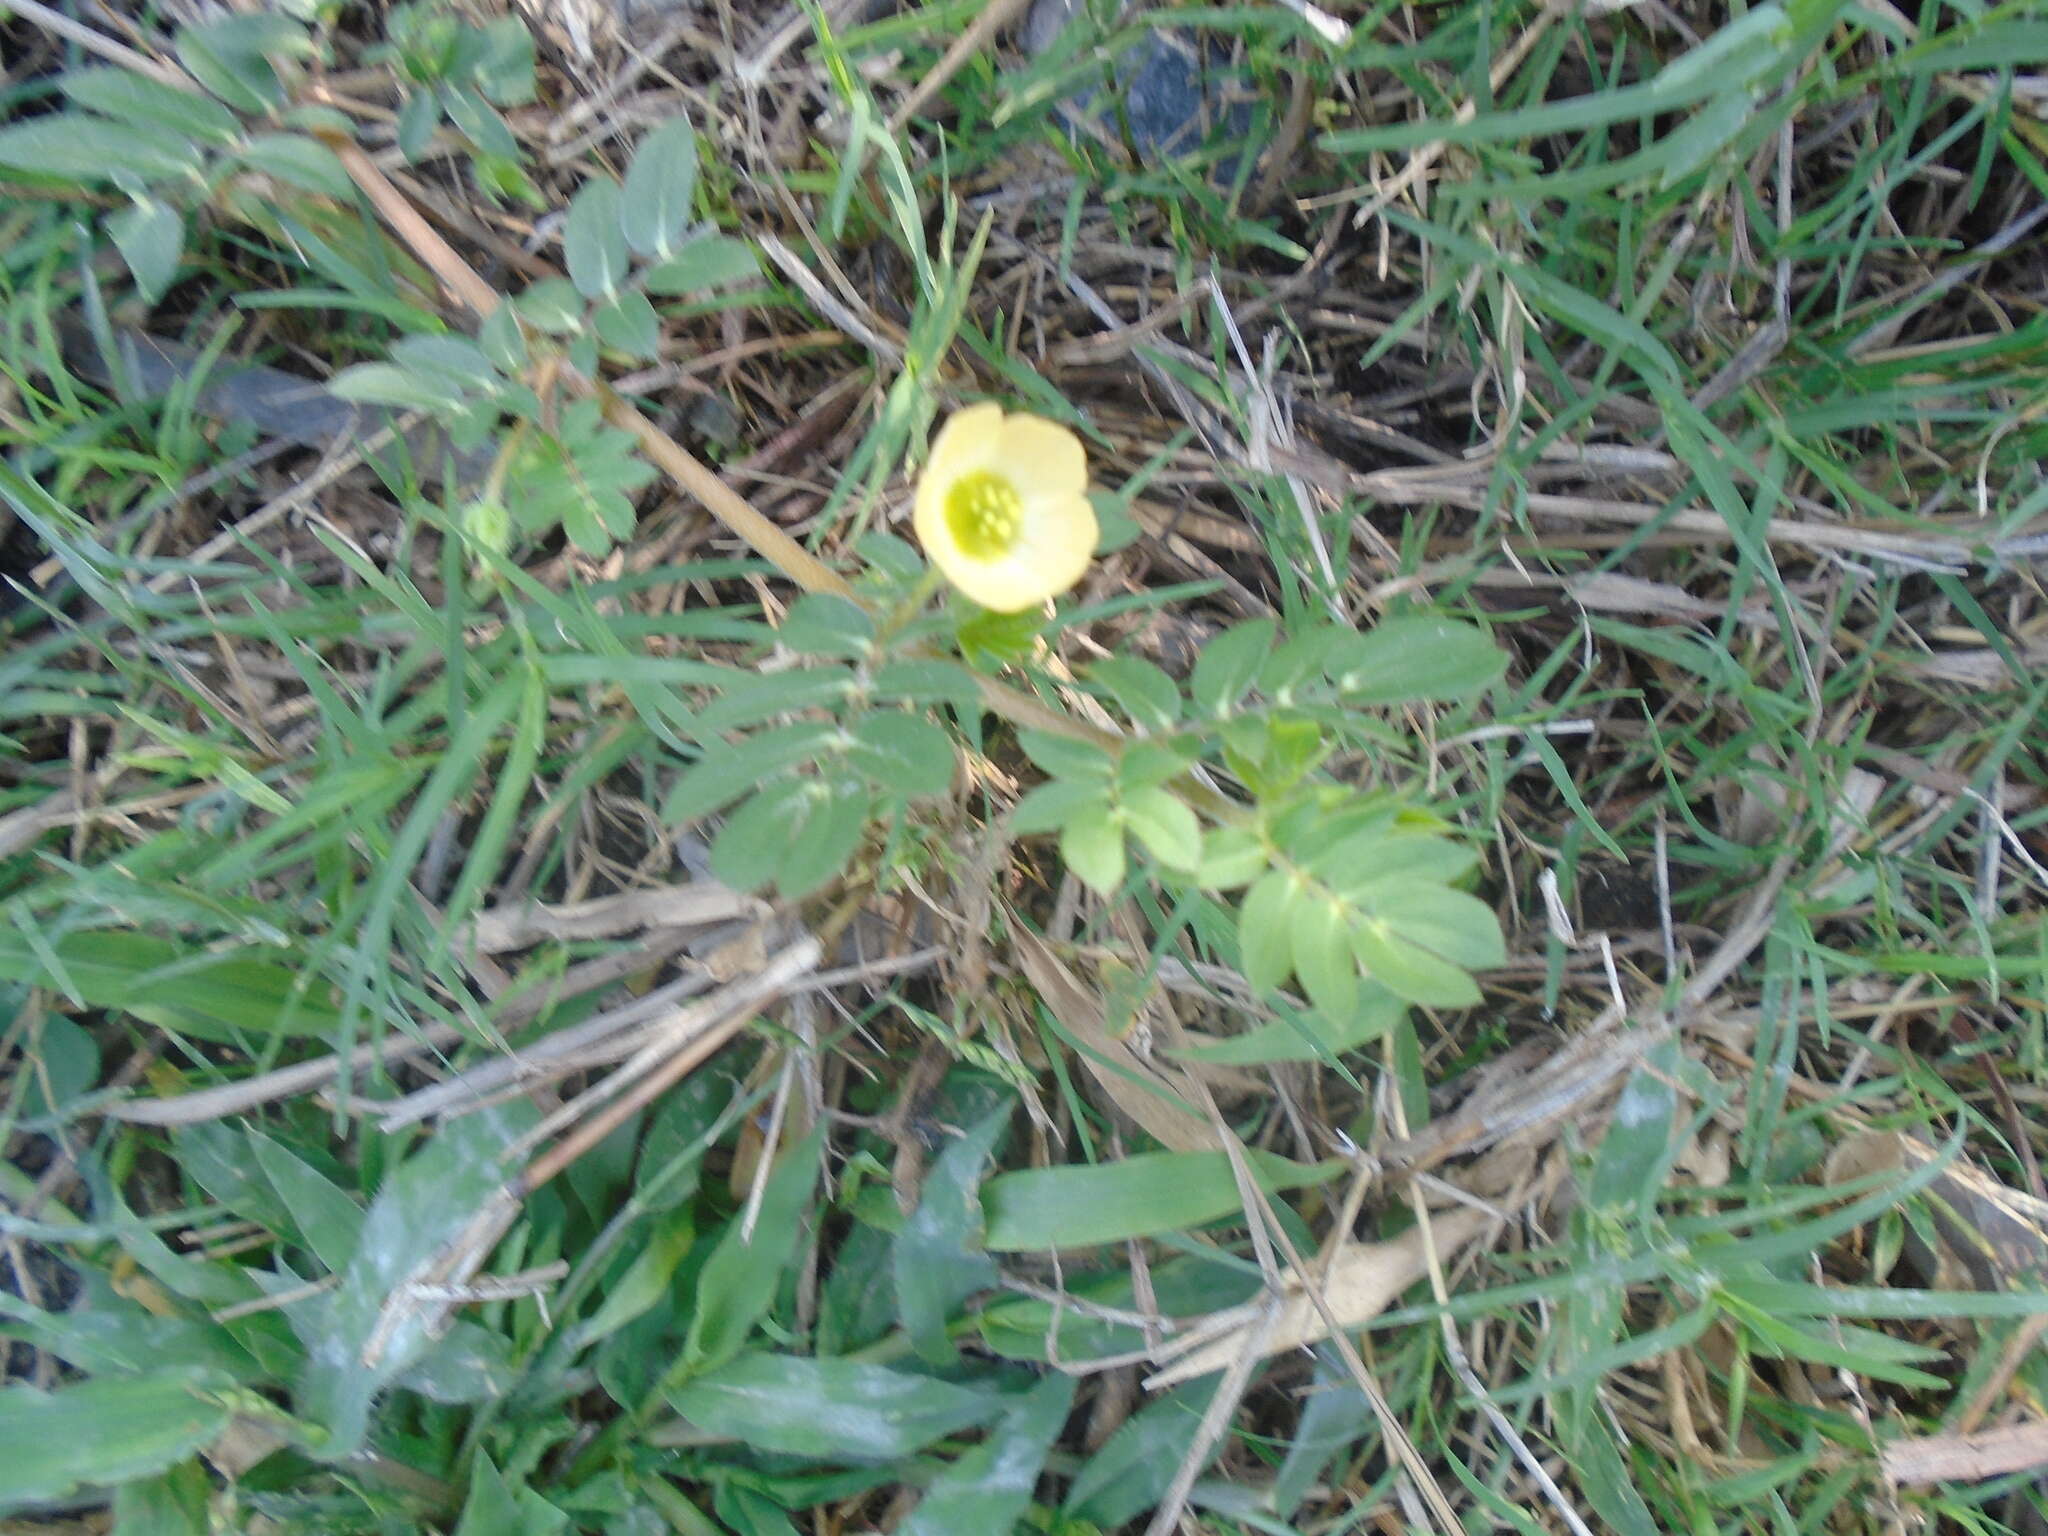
[944,470,1024,562]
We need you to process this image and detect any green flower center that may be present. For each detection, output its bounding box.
[944,470,1024,561]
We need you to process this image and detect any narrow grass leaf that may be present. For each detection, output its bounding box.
[665,1353,1006,1462]
[0,1371,231,1507]
[681,1125,824,1376]
[1064,1378,1221,1527]
[902,1372,1074,1536]
[0,929,340,1042]
[894,1103,1011,1365]
[980,1149,1339,1250]
[248,1132,363,1274]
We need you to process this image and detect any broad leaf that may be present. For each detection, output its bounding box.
[620,117,700,259]
[564,177,628,298]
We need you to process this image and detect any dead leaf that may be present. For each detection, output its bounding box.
[1145,1207,1488,1387]
[1825,1130,2048,1291]
[1882,1419,2048,1486]
[462,882,764,954]
[1009,919,1219,1154]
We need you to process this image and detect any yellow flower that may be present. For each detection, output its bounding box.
[914,403,1097,613]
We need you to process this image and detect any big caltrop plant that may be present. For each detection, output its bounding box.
[3,0,1511,1053]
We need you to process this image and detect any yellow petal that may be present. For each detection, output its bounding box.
[913,467,962,569]
[1015,490,1098,590]
[924,401,1003,487]
[945,555,1056,613]
[947,492,1098,612]
[990,413,1087,498]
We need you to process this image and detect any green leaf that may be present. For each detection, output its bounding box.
[871,659,979,708]
[691,666,855,733]
[1010,777,1106,836]
[1065,1379,1222,1526]
[894,1103,1010,1364]
[1089,655,1181,731]
[1350,917,1481,1008]
[620,117,700,259]
[666,1354,1006,1462]
[643,235,761,294]
[1173,984,1406,1065]
[1060,802,1125,894]
[1121,785,1201,872]
[779,593,875,658]
[1017,729,1114,781]
[903,1372,1074,1536]
[976,1254,1260,1364]
[107,200,185,305]
[847,713,954,800]
[1195,823,1266,890]
[564,177,629,298]
[397,1320,516,1405]
[981,1150,1339,1250]
[0,1371,230,1507]
[176,13,303,114]
[0,116,203,185]
[329,361,467,414]
[174,1124,294,1236]
[0,928,340,1042]
[17,1014,98,1121]
[1237,870,1297,994]
[578,1207,695,1346]
[393,334,500,395]
[681,1126,824,1376]
[455,1452,570,1536]
[592,291,662,358]
[1326,616,1506,704]
[712,777,869,897]
[1116,739,1196,793]
[515,276,585,332]
[238,133,354,198]
[1188,617,1274,717]
[1354,881,1506,969]
[248,1131,363,1274]
[111,1459,211,1536]
[60,68,240,144]
[1313,831,1476,893]
[1291,894,1358,1021]
[1257,627,1344,698]
[479,301,528,373]
[397,87,440,160]
[665,722,842,825]
[298,1106,532,1457]
[438,81,520,159]
[775,782,872,897]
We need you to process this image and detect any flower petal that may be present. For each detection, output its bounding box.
[944,557,1049,613]
[913,469,961,572]
[944,493,1097,612]
[1013,491,1097,592]
[924,401,1003,486]
[990,414,1087,498]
